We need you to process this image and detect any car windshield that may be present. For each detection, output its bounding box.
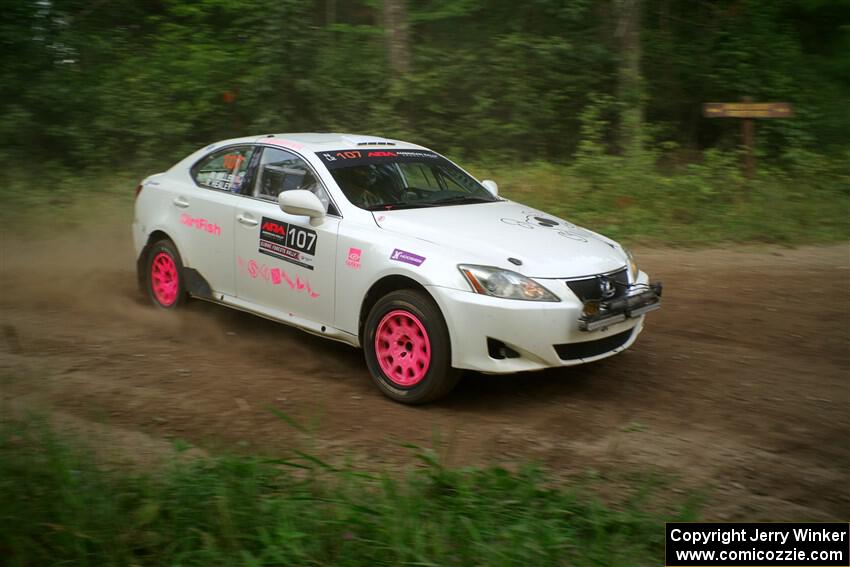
[316,149,498,210]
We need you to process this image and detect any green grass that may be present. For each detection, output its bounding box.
[3,151,846,245]
[472,154,850,245]
[0,419,699,566]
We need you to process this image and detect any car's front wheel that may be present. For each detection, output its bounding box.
[145,239,187,309]
[364,289,460,404]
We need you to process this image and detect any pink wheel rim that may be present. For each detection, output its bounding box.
[150,251,179,307]
[375,309,431,387]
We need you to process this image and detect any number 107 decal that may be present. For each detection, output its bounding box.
[285,225,316,251]
[258,217,318,270]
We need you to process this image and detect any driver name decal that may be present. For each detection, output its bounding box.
[258,217,317,270]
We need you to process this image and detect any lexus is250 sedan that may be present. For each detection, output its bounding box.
[133,133,662,403]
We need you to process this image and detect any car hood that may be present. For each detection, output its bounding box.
[372,200,627,278]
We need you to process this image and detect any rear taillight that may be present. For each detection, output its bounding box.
[135,183,143,200]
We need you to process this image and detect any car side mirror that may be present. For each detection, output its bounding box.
[279,190,326,226]
[481,179,498,197]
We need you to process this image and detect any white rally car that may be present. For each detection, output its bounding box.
[133,133,661,403]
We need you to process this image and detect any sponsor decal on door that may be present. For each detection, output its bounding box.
[258,217,317,270]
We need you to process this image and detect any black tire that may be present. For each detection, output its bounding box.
[364,289,460,404]
[145,239,187,309]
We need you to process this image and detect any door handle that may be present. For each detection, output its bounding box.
[173,196,190,208]
[237,214,258,227]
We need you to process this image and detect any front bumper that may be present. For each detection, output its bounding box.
[578,282,662,331]
[428,270,659,374]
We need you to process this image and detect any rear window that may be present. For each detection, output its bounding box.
[192,146,255,193]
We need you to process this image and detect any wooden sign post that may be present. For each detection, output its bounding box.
[703,99,793,178]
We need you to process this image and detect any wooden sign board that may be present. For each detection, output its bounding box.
[703,100,794,178]
[703,102,793,118]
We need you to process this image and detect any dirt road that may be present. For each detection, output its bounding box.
[1,219,848,521]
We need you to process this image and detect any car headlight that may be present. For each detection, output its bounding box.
[624,248,638,281]
[458,264,560,302]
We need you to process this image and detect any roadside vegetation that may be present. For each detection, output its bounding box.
[0,2,846,563]
[478,149,850,245]
[2,1,848,244]
[0,418,699,566]
[4,146,847,246]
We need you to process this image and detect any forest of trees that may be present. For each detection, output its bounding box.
[2,0,848,171]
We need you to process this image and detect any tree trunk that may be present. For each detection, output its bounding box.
[615,0,643,156]
[383,0,410,78]
[325,0,335,27]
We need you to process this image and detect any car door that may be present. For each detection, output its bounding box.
[175,145,257,297]
[233,146,340,325]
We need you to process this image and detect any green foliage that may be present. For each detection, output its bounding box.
[643,0,850,154]
[0,0,847,246]
[2,149,847,245]
[3,0,846,169]
[472,148,850,245]
[0,419,698,566]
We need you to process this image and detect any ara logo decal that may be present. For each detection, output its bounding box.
[345,247,362,269]
[390,249,425,266]
[261,220,287,236]
[318,149,443,170]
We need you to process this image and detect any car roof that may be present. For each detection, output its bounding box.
[208,133,428,152]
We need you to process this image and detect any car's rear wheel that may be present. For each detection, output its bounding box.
[146,239,186,309]
[364,289,460,404]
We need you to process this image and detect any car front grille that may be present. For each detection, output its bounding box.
[565,268,629,302]
[553,329,633,361]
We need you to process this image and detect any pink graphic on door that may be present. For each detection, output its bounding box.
[180,213,221,236]
[270,268,282,285]
[345,247,362,269]
[237,257,319,298]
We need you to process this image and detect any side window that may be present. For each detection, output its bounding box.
[439,164,482,193]
[192,146,255,193]
[254,147,334,213]
[399,163,440,192]
[398,162,476,193]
